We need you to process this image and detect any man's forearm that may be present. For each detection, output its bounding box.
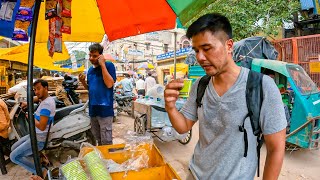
[166,107,192,134]
[263,149,285,180]
[101,66,114,88]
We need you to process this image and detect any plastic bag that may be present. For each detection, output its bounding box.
[0,1,17,21]
[48,17,62,57]
[45,0,61,19]
[79,143,112,180]
[61,17,71,34]
[123,130,153,148]
[61,0,71,17]
[60,159,88,180]
[11,0,35,41]
[16,7,33,21]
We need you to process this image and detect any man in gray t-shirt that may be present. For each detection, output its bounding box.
[164,14,287,180]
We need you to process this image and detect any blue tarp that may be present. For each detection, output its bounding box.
[0,0,32,39]
[300,0,315,10]
[0,0,21,38]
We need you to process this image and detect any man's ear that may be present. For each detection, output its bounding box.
[226,39,234,54]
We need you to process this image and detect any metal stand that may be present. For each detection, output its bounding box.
[0,140,7,175]
[27,0,43,177]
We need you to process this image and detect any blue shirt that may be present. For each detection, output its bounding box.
[34,96,56,141]
[87,62,116,117]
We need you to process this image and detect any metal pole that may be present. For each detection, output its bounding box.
[27,0,42,177]
[173,31,177,79]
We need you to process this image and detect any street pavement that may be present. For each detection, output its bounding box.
[1,113,319,180]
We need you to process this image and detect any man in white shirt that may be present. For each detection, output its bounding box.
[135,76,145,96]
[145,72,156,94]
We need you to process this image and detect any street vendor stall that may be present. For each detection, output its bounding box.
[0,0,219,177]
[133,99,192,145]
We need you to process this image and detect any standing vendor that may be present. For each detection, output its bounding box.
[79,43,116,145]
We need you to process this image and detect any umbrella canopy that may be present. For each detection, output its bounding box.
[137,62,154,69]
[103,54,116,62]
[36,0,177,42]
[34,0,220,43]
[0,42,70,69]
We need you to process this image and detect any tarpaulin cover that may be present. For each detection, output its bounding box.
[0,0,21,38]
[36,0,105,43]
[0,42,70,69]
[233,36,278,69]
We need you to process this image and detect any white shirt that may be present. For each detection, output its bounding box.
[136,79,145,90]
[145,76,156,92]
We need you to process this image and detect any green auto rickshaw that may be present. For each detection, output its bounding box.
[251,58,320,149]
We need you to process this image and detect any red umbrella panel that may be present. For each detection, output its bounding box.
[96,0,177,41]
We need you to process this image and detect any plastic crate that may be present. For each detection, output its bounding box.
[81,143,181,180]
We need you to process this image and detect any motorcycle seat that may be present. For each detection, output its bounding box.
[54,104,83,124]
[5,99,16,107]
[117,95,132,100]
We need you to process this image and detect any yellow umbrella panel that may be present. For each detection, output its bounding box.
[0,42,70,68]
[169,63,188,75]
[36,0,105,43]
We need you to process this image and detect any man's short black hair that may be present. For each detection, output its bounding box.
[125,74,130,78]
[34,79,48,88]
[186,13,232,40]
[89,43,104,54]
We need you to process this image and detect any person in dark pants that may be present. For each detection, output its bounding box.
[135,75,145,96]
[79,43,116,145]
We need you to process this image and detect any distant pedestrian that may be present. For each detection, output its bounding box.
[135,76,145,96]
[116,74,134,96]
[145,72,156,93]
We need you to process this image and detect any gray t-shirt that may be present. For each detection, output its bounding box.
[180,67,287,180]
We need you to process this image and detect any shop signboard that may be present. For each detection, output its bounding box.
[156,47,192,60]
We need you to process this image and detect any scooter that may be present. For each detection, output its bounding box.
[114,89,135,116]
[7,87,95,158]
[55,75,80,108]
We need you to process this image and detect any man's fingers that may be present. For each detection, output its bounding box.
[164,89,179,97]
[165,96,178,102]
[165,81,184,90]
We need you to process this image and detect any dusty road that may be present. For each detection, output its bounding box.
[113,114,319,180]
[1,113,319,180]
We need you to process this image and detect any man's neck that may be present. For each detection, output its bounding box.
[213,62,241,87]
[40,94,49,101]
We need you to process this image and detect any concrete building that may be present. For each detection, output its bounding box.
[102,29,190,75]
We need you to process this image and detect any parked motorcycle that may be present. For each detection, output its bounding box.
[7,87,95,162]
[55,75,80,108]
[114,89,136,116]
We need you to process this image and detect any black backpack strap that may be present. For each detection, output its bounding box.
[239,70,264,176]
[44,120,53,149]
[246,70,264,136]
[196,75,211,107]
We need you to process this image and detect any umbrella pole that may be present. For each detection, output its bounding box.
[27,0,43,177]
[173,31,177,79]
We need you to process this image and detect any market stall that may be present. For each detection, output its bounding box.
[132,97,192,145]
[0,0,219,177]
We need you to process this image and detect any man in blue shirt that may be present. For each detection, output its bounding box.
[79,43,116,145]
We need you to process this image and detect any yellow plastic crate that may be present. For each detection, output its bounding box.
[81,143,181,180]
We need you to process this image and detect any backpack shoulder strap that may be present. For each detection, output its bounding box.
[196,75,211,107]
[246,70,264,136]
[245,70,264,177]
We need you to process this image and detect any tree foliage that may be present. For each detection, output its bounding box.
[185,0,300,40]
